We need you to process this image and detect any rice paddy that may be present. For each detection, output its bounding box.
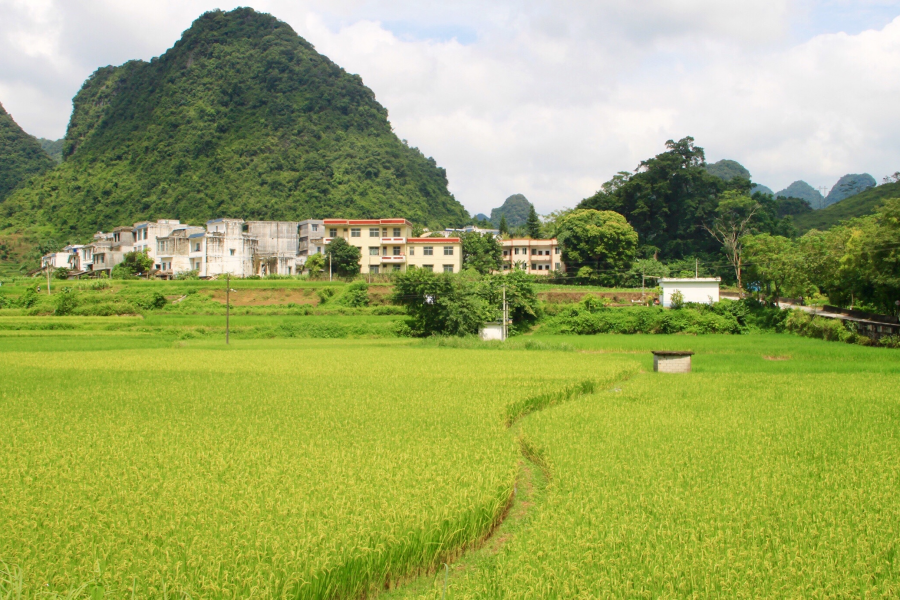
[1,323,898,598]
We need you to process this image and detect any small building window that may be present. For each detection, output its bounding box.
[312,224,318,232]
[443,265,454,273]
[393,228,401,237]
[370,265,379,274]
[555,263,560,270]
[230,249,236,256]
[369,247,379,255]
[392,264,402,272]
[369,228,380,237]
[423,247,433,256]
[351,228,361,237]
[555,247,560,254]
[443,247,453,256]
[393,246,401,256]
[503,250,509,256]
[409,247,415,256]
[422,264,434,272]
[514,248,519,255]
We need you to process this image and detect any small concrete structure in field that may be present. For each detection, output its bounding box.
[659,277,721,307]
[479,323,505,341]
[652,350,694,373]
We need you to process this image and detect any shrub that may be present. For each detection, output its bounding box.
[134,292,168,310]
[54,288,78,316]
[339,282,369,307]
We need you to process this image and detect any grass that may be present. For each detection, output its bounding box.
[390,333,900,598]
[0,334,637,598]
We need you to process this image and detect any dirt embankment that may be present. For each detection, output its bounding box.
[207,288,320,306]
[539,291,653,305]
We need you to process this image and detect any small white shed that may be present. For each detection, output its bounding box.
[659,278,721,308]
[479,323,505,341]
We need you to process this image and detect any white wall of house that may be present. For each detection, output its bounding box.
[659,278,721,307]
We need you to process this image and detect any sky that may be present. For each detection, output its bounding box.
[1,1,900,217]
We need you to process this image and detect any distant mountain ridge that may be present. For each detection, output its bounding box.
[705,159,750,182]
[0,8,468,246]
[775,181,823,207]
[824,173,876,207]
[793,180,900,233]
[490,194,533,228]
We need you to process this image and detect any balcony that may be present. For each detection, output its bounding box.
[380,255,407,263]
[381,237,406,244]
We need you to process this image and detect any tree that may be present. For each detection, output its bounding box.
[461,231,502,274]
[525,205,542,239]
[112,249,154,279]
[540,207,573,239]
[703,192,760,295]
[325,237,361,277]
[743,234,815,304]
[498,215,509,235]
[392,269,538,336]
[557,209,638,286]
[304,253,325,278]
[578,137,725,258]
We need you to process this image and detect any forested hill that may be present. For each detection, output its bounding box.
[793,181,900,233]
[0,102,56,202]
[0,8,468,243]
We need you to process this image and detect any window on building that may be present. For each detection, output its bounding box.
[443,247,454,256]
[312,224,318,232]
[423,247,433,256]
[422,264,434,272]
[316,246,322,253]
[409,247,415,256]
[443,265,454,273]
[532,264,537,270]
[369,228,380,237]
[556,263,561,270]
[514,248,519,255]
[382,247,388,256]
[351,228,361,237]
[503,250,509,256]
[328,228,337,237]
[393,246,401,256]
[370,265,380,274]
[503,264,510,270]
[369,247,379,256]
[555,247,560,254]
[393,228,401,237]
[382,228,388,236]
[194,243,200,252]
[392,264,402,272]
[230,249,236,256]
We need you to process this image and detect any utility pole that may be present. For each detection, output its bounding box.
[329,253,332,282]
[641,271,645,301]
[225,273,230,345]
[695,258,698,279]
[46,262,51,295]
[502,286,508,341]
[818,186,829,210]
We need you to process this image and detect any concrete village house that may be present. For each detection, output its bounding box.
[43,217,465,278]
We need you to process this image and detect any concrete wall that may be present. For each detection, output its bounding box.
[654,355,692,373]
[660,279,720,307]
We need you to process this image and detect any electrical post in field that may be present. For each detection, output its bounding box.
[46,263,51,295]
[226,273,230,345]
[502,285,508,341]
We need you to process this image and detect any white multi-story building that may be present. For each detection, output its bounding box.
[322,219,463,274]
[500,238,564,275]
[133,220,183,268]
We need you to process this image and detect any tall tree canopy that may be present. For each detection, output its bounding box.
[557,209,638,286]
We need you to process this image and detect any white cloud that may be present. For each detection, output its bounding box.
[1,0,898,215]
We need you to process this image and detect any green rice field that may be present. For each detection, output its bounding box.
[1,322,898,598]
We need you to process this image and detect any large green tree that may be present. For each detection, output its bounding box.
[557,209,638,286]
[525,205,542,239]
[703,192,761,294]
[325,237,361,277]
[461,231,502,275]
[743,234,815,304]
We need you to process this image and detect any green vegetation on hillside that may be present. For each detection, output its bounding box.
[793,181,900,233]
[775,180,823,207]
[578,138,794,260]
[705,158,750,181]
[824,173,876,207]
[37,138,64,164]
[0,102,56,202]
[490,194,532,228]
[0,8,467,248]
